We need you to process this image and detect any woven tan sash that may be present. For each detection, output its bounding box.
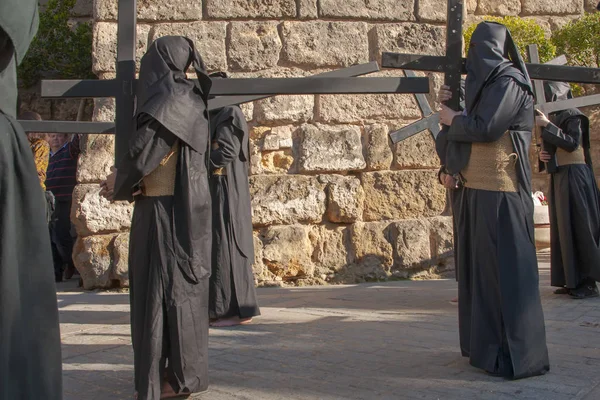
[461,132,519,193]
[142,141,179,197]
[556,146,585,166]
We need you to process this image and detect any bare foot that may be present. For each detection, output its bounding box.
[160,381,189,399]
[210,317,253,327]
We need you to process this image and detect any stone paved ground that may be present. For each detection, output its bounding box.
[58,253,600,400]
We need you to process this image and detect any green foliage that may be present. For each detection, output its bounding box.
[552,13,600,68]
[464,16,556,63]
[18,0,94,88]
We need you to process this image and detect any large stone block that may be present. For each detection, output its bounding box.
[250,175,326,226]
[281,22,369,68]
[522,0,583,15]
[92,22,150,73]
[72,184,133,237]
[298,0,318,18]
[320,0,415,21]
[394,130,439,169]
[428,216,454,261]
[417,0,448,22]
[73,0,93,17]
[309,225,350,274]
[261,225,314,279]
[92,98,115,122]
[297,125,366,173]
[319,92,420,123]
[365,124,393,171]
[254,95,314,124]
[73,234,115,290]
[320,175,365,223]
[112,233,130,287]
[349,222,394,274]
[150,22,228,72]
[94,0,203,21]
[77,135,114,184]
[206,0,296,18]
[390,219,431,268]
[252,232,266,279]
[257,150,295,175]
[361,171,446,221]
[229,22,282,71]
[477,0,522,15]
[262,126,294,151]
[370,23,446,62]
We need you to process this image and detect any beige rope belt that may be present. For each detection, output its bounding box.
[556,146,585,167]
[212,167,227,176]
[461,132,519,193]
[141,141,179,197]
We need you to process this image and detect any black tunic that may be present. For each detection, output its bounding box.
[113,37,212,400]
[445,22,549,379]
[540,110,600,288]
[209,106,260,320]
[0,2,63,399]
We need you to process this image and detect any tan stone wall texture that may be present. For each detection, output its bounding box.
[64,0,590,289]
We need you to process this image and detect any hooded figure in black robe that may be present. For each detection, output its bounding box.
[438,22,550,379]
[207,72,260,326]
[103,36,212,400]
[536,81,600,299]
[0,1,63,398]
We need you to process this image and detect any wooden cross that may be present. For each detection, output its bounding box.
[19,0,430,163]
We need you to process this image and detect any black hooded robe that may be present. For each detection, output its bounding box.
[112,36,212,400]
[209,105,260,321]
[445,22,549,379]
[0,1,63,399]
[540,106,600,289]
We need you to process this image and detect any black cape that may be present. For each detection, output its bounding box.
[208,105,260,320]
[540,100,600,287]
[113,36,212,399]
[445,22,549,379]
[0,1,63,399]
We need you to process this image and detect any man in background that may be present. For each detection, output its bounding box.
[46,132,80,281]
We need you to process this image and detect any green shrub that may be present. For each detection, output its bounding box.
[18,0,94,88]
[464,16,556,63]
[552,13,600,68]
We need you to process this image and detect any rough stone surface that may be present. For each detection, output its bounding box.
[18,91,52,120]
[297,125,366,173]
[361,171,446,221]
[370,23,446,62]
[92,98,115,122]
[365,124,393,171]
[309,225,350,274]
[522,0,583,15]
[206,0,296,18]
[320,175,365,223]
[73,234,115,290]
[73,0,93,17]
[281,22,369,68]
[428,216,454,261]
[254,95,314,124]
[72,184,133,237]
[228,22,282,71]
[94,0,202,21]
[417,0,448,22]
[77,135,114,184]
[92,22,150,73]
[319,92,420,123]
[320,0,415,21]
[111,233,130,287]
[261,225,314,280]
[252,232,266,279]
[298,0,319,19]
[477,0,522,15]
[150,22,228,72]
[258,150,295,174]
[394,130,439,169]
[349,222,394,277]
[586,0,600,11]
[390,219,431,268]
[250,175,326,226]
[262,126,294,151]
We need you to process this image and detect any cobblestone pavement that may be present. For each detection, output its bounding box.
[58,254,600,400]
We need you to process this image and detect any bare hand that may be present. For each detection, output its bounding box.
[440,172,458,189]
[99,166,117,201]
[535,111,550,128]
[539,150,552,163]
[439,104,461,126]
[438,84,453,103]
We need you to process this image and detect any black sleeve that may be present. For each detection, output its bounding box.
[210,122,242,169]
[541,118,581,152]
[447,77,526,143]
[113,116,177,202]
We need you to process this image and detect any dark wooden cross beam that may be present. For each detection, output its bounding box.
[18,0,429,163]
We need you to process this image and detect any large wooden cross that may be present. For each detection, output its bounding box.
[19,0,429,162]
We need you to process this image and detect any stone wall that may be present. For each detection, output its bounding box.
[66,0,592,289]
